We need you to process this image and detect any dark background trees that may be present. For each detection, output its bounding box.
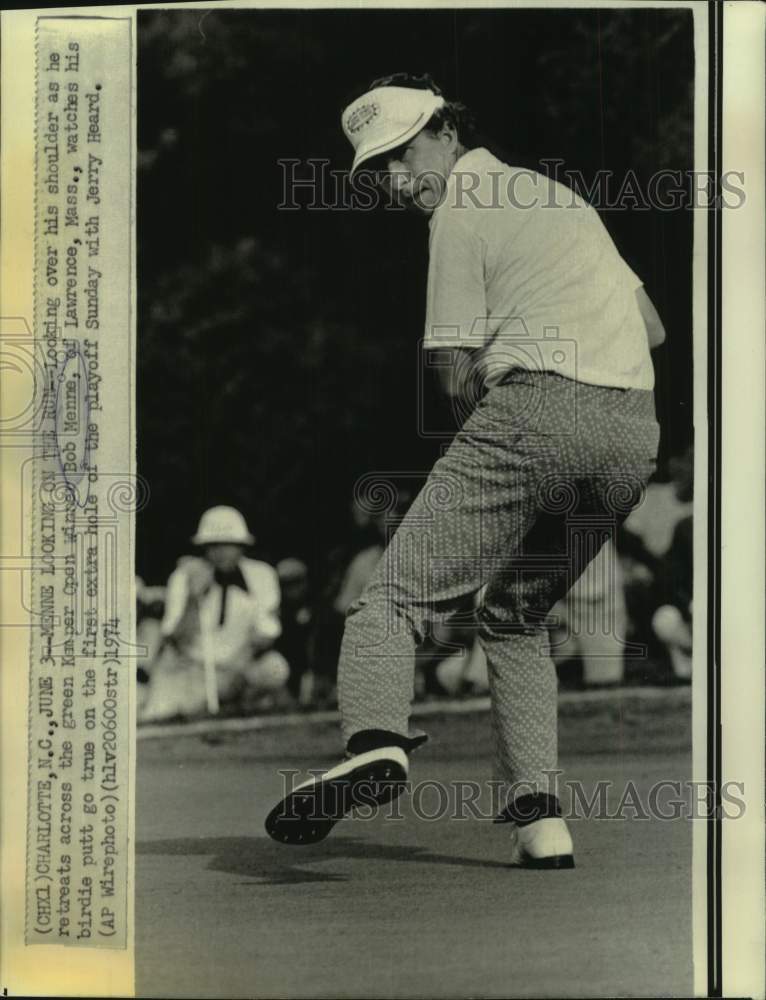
[137,7,694,582]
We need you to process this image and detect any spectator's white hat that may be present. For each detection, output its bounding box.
[342,86,445,176]
[192,506,254,546]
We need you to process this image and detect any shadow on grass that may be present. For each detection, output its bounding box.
[137,834,512,885]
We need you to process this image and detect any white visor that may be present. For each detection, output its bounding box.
[342,86,446,176]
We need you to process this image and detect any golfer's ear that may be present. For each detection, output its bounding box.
[439,124,458,149]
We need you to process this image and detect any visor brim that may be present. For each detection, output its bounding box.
[349,107,439,177]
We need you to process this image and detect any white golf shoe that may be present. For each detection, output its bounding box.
[508,816,575,869]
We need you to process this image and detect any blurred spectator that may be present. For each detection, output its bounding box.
[622,446,693,559]
[334,541,384,613]
[651,453,693,681]
[138,506,290,722]
[309,495,394,708]
[550,540,628,687]
[620,445,694,682]
[136,576,166,712]
[420,610,490,699]
[137,575,166,621]
[276,558,313,705]
[652,519,693,681]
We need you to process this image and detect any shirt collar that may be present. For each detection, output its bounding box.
[213,565,249,592]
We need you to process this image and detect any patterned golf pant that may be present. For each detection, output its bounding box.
[338,372,660,796]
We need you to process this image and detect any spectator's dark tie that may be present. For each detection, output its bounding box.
[214,566,249,626]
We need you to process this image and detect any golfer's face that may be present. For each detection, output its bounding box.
[379,130,451,215]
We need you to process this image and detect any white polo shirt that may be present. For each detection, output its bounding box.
[424,148,654,391]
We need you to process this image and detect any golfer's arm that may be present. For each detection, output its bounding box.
[635,286,666,349]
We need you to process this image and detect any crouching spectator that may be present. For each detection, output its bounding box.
[621,445,694,682]
[551,541,627,687]
[135,576,166,716]
[138,506,290,723]
[652,514,693,682]
[550,540,629,687]
[276,558,313,705]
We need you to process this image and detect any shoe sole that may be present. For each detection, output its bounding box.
[514,854,576,870]
[265,752,408,846]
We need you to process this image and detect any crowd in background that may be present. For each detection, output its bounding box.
[135,446,694,725]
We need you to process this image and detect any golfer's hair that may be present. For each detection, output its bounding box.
[366,72,480,149]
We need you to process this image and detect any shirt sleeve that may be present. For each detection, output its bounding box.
[424,210,489,349]
[160,568,189,636]
[622,260,644,290]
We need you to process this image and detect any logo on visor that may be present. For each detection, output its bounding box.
[346,102,380,134]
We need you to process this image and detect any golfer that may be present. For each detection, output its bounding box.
[266,74,664,867]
